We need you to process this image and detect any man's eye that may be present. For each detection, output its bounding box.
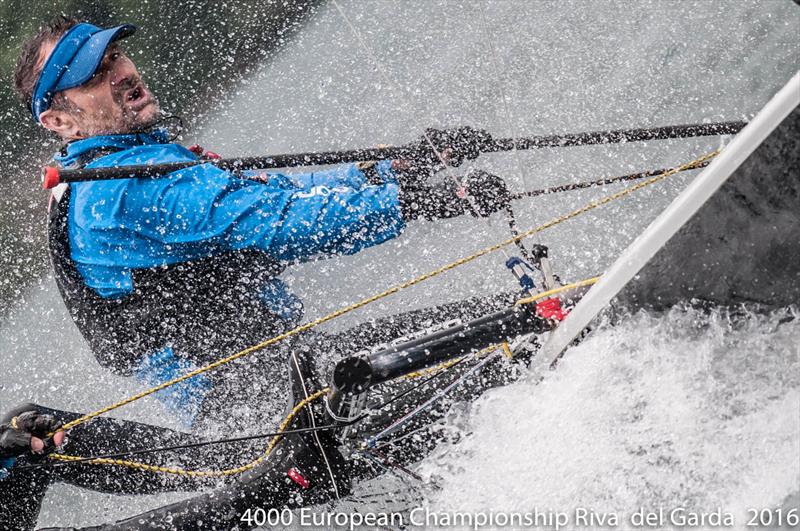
[110,52,121,61]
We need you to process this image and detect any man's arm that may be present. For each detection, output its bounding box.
[135,164,509,260]
[85,162,407,264]
[271,160,397,190]
[70,147,510,297]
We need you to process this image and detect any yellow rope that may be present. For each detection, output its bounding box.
[51,388,330,477]
[516,276,602,306]
[60,150,717,433]
[403,357,464,379]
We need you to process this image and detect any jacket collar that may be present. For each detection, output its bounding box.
[54,129,171,168]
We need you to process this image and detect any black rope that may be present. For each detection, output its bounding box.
[504,204,536,263]
[510,161,710,201]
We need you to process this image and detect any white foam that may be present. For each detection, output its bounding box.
[422,307,799,528]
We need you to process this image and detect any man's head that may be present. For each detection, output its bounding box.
[14,17,160,140]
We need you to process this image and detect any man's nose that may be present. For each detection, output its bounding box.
[110,62,137,88]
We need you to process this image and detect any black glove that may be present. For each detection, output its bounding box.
[461,170,512,217]
[0,411,63,459]
[412,126,492,169]
[398,170,510,221]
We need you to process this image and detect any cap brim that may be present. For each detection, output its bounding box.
[56,24,137,92]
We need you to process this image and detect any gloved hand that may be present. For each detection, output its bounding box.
[461,170,512,217]
[1,410,64,457]
[412,126,492,170]
[0,410,64,478]
[398,170,510,221]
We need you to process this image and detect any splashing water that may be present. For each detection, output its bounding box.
[419,306,799,529]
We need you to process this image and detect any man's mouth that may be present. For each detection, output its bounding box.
[124,83,153,111]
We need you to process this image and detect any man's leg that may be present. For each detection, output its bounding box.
[47,407,236,494]
[0,402,251,530]
[193,291,519,432]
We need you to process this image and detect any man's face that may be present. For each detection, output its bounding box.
[39,42,159,137]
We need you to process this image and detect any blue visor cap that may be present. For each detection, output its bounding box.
[32,22,136,122]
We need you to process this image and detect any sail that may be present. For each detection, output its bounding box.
[537,71,800,366]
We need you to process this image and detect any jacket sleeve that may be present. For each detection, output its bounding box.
[111,162,406,264]
[282,160,397,189]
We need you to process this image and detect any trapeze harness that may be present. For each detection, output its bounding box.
[47,147,292,376]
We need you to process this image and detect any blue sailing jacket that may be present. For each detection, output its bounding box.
[57,132,405,299]
[54,132,405,426]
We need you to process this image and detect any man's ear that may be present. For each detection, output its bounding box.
[38,108,83,139]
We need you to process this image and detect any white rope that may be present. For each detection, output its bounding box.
[367,349,501,444]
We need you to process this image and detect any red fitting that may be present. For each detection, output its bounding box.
[187,144,221,160]
[287,467,310,489]
[535,297,567,321]
[42,166,61,189]
[187,144,204,157]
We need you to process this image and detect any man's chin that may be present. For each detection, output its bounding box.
[114,101,162,133]
[131,101,161,126]
[84,101,163,137]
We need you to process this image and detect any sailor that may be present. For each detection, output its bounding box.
[13,17,512,427]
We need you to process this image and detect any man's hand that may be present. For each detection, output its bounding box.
[397,170,511,221]
[0,411,65,459]
[460,170,512,217]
